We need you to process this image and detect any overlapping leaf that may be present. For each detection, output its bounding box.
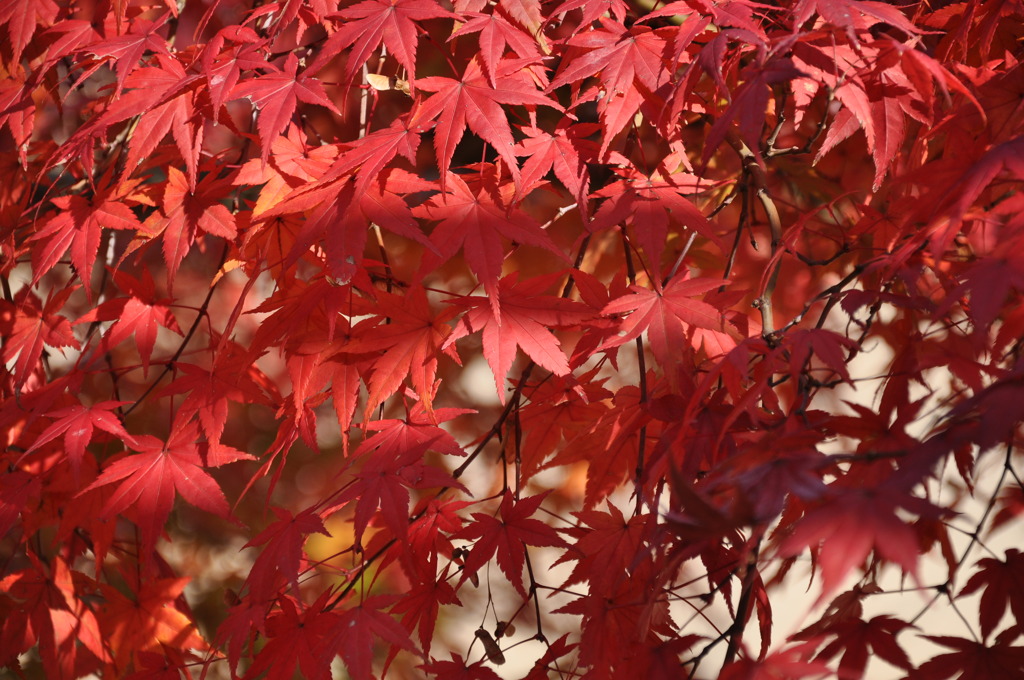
[416,56,560,189]
[80,423,235,552]
[444,273,590,399]
[454,491,565,596]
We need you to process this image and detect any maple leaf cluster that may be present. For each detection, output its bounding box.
[3,0,1024,678]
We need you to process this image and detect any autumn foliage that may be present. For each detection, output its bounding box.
[4,0,1024,678]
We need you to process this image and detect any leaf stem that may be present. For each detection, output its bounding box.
[622,229,648,516]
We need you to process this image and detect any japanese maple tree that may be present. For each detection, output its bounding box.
[3,0,1024,679]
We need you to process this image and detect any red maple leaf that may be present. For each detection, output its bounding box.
[391,568,461,652]
[924,137,1024,259]
[10,2,1024,678]
[549,19,670,149]
[550,0,628,28]
[200,26,266,118]
[454,491,565,596]
[556,504,653,591]
[415,170,567,302]
[231,54,340,162]
[444,272,591,400]
[23,400,132,482]
[278,340,363,456]
[543,384,649,507]
[0,287,79,390]
[96,576,208,672]
[118,54,205,188]
[80,422,232,553]
[407,499,470,573]
[779,329,858,383]
[780,484,931,602]
[516,368,613,481]
[235,123,338,218]
[0,74,35,167]
[37,19,99,68]
[522,634,578,680]
[357,404,470,463]
[73,268,181,376]
[959,549,1024,640]
[589,163,723,263]
[602,276,733,387]
[149,166,237,287]
[80,15,172,97]
[215,590,267,673]
[951,238,1024,334]
[497,0,543,34]
[332,596,420,680]
[416,56,560,189]
[309,0,455,83]
[0,469,41,541]
[641,0,763,38]
[800,615,913,678]
[991,487,1024,533]
[343,285,460,419]
[244,506,331,600]
[791,0,921,41]
[702,56,805,167]
[158,342,273,445]
[29,187,141,299]
[247,277,359,356]
[719,641,832,680]
[0,0,58,66]
[553,561,675,676]
[334,416,466,545]
[269,168,432,283]
[449,8,542,87]
[1,555,110,679]
[550,19,668,95]
[514,121,599,213]
[124,648,194,680]
[316,116,425,196]
[817,72,909,192]
[244,594,336,680]
[421,654,503,680]
[911,634,1024,680]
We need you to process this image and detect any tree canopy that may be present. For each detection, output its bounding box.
[2,0,1024,678]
